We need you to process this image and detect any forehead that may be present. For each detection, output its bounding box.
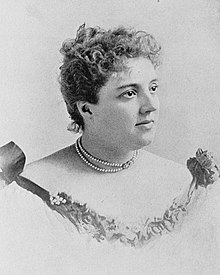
[110,57,157,85]
[98,57,157,98]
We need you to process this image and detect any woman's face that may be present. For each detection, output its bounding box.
[88,57,160,151]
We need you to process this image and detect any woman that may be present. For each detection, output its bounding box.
[0,24,220,274]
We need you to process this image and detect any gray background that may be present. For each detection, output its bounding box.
[1,0,220,165]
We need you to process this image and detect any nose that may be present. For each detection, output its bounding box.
[139,93,159,115]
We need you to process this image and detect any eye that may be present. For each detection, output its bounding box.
[149,83,158,94]
[122,89,137,99]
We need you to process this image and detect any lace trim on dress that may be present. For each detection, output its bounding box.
[0,143,219,248]
[47,149,220,248]
[47,191,188,248]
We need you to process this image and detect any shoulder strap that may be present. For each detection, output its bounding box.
[0,141,50,203]
[0,141,25,184]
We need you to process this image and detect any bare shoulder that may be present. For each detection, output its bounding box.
[21,144,82,192]
[138,149,192,191]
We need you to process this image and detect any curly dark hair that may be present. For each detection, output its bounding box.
[59,24,161,131]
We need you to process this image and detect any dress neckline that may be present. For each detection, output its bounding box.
[1,142,219,248]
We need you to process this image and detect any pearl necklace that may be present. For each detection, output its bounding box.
[75,137,138,173]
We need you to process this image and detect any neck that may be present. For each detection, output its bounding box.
[80,133,134,164]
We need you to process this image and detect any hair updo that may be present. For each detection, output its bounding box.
[59,23,161,131]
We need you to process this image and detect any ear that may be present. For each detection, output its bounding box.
[76,101,93,117]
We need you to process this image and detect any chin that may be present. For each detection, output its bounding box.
[141,132,156,145]
[142,139,153,147]
[133,138,154,150]
[134,127,156,148]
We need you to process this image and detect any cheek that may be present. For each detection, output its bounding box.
[98,106,135,131]
[153,97,160,119]
[156,97,160,112]
[156,104,160,119]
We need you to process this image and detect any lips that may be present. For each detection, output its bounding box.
[135,119,154,126]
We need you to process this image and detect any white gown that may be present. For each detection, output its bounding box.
[0,143,220,275]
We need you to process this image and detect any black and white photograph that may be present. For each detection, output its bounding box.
[0,0,220,274]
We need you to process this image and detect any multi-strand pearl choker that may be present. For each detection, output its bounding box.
[75,137,138,173]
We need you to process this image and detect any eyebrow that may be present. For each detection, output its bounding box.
[116,83,138,90]
[116,79,158,90]
[150,79,159,84]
